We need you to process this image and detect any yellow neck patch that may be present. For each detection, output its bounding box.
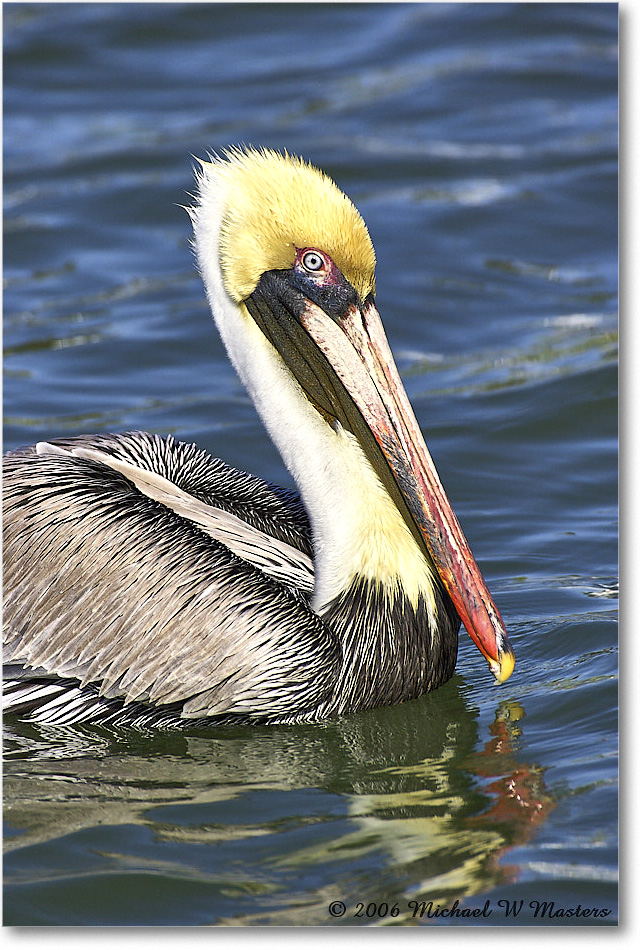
[200,146,376,303]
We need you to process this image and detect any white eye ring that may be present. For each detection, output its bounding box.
[302,251,324,272]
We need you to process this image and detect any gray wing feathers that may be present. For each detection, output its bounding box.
[21,430,314,554]
[36,441,314,592]
[3,435,338,722]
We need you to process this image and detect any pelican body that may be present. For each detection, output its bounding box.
[3,147,514,727]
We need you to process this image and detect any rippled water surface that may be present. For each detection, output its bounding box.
[3,1,618,927]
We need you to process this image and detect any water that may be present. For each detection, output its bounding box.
[3,1,618,927]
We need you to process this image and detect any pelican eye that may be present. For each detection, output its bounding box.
[301,250,325,273]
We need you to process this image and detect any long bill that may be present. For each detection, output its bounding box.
[298,296,515,685]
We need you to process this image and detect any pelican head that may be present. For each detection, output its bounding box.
[192,146,514,686]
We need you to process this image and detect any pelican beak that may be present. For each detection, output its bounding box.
[299,297,515,685]
[244,274,515,684]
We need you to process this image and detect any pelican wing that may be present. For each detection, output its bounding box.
[35,440,315,592]
[3,434,336,722]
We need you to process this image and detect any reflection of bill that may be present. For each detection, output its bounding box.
[463,701,555,888]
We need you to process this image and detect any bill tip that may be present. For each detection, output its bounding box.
[489,644,515,685]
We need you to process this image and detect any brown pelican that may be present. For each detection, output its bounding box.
[3,147,514,727]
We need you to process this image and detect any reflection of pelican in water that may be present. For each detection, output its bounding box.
[3,147,514,727]
[3,700,552,926]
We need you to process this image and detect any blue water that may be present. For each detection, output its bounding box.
[3,2,617,927]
